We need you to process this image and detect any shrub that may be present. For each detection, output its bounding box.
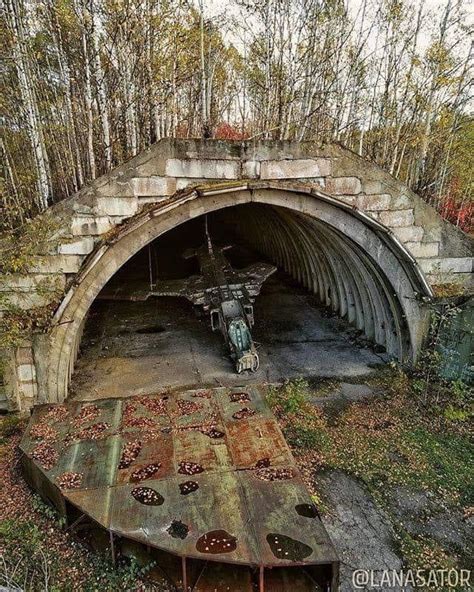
[267,378,309,414]
[0,415,23,441]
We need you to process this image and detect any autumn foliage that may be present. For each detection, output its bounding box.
[1,0,472,234]
[214,123,249,141]
[437,179,474,234]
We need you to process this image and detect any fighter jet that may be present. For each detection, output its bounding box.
[99,220,276,373]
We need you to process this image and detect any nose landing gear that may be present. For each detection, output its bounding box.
[236,351,259,374]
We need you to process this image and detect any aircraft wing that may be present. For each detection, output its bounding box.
[231,262,277,297]
[97,276,207,306]
[97,280,153,301]
[150,275,207,306]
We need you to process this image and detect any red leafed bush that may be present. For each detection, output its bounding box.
[439,196,473,233]
[214,122,249,140]
[436,177,473,234]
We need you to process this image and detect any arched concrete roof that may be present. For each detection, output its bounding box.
[46,182,430,403]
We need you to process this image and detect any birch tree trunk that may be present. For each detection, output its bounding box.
[90,0,112,170]
[82,23,96,178]
[6,0,51,210]
[0,138,25,226]
[75,0,96,178]
[415,0,452,189]
[199,0,210,137]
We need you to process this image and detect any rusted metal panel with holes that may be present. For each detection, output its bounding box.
[20,386,338,588]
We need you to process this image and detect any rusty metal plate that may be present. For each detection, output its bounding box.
[108,471,260,565]
[20,387,337,569]
[173,428,232,475]
[66,486,114,527]
[55,436,121,490]
[238,472,338,566]
[171,390,219,428]
[226,418,293,469]
[213,386,273,423]
[120,394,171,433]
[69,398,123,429]
[115,433,175,485]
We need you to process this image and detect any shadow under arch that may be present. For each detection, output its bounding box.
[45,182,431,403]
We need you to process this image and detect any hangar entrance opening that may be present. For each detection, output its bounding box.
[69,203,394,402]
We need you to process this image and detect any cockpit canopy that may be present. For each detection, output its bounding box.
[228,318,252,354]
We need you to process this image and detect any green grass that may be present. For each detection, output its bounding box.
[267,377,309,413]
[284,423,329,449]
[403,428,474,505]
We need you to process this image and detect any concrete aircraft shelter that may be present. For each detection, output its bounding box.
[1,139,472,412]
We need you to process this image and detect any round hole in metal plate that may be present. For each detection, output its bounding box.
[131,486,164,506]
[130,463,162,483]
[200,427,225,439]
[295,503,319,518]
[266,533,313,561]
[167,520,189,539]
[179,480,199,495]
[232,407,255,420]
[178,461,204,475]
[229,392,251,403]
[196,530,237,554]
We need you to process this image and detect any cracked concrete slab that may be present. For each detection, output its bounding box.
[315,470,411,592]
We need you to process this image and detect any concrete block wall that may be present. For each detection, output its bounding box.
[61,139,470,291]
[0,343,38,411]
[15,344,37,409]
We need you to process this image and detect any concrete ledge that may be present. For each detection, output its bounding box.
[325,177,362,195]
[392,226,424,242]
[58,237,95,255]
[356,194,391,211]
[242,160,261,178]
[427,272,474,290]
[18,363,36,382]
[336,195,357,206]
[362,180,384,194]
[260,158,331,179]
[165,158,239,179]
[31,255,85,274]
[379,209,414,227]
[405,242,439,258]
[298,177,326,189]
[176,178,221,191]
[16,347,34,364]
[418,257,473,274]
[96,196,138,217]
[0,274,65,291]
[71,216,114,236]
[131,176,176,196]
[18,381,37,401]
[138,196,172,206]
[0,291,56,310]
